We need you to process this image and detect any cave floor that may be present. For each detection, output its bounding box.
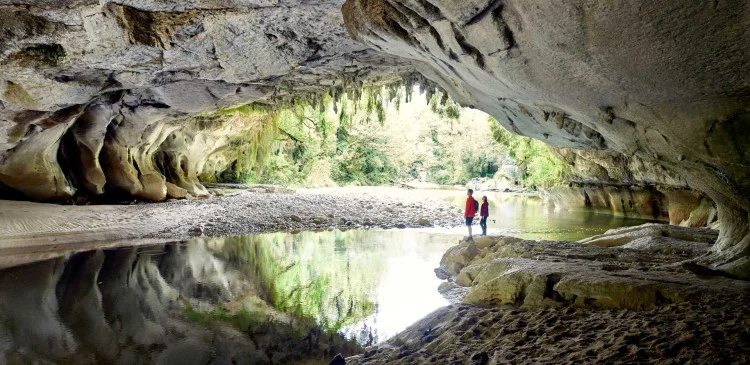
[348,231,750,365]
[1,187,749,364]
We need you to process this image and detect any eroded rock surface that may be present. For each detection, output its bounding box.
[0,0,414,202]
[545,183,717,227]
[435,226,748,309]
[342,0,750,274]
[1,1,748,274]
[579,223,719,248]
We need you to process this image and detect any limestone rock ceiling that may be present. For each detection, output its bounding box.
[341,0,750,274]
[0,0,414,201]
[0,1,749,273]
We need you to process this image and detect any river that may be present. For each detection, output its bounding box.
[0,192,655,363]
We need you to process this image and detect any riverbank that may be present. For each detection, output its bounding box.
[0,186,463,266]
[345,227,750,364]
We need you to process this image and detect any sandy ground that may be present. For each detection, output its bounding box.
[0,186,464,267]
[347,299,750,365]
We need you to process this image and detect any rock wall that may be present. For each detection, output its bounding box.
[0,0,414,201]
[544,184,716,228]
[546,147,717,227]
[342,0,750,274]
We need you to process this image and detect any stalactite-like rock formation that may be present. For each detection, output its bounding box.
[0,0,414,202]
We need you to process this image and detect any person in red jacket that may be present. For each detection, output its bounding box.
[464,189,478,239]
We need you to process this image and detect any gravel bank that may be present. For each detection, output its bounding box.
[0,186,464,266]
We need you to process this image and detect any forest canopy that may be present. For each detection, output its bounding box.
[208,86,566,189]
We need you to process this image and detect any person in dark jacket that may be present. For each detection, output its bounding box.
[479,196,489,236]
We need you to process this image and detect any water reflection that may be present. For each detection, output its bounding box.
[442,193,655,241]
[201,230,460,345]
[0,194,658,363]
[0,241,363,365]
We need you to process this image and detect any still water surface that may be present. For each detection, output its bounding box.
[195,193,655,344]
[200,231,460,345]
[0,194,656,363]
[443,192,654,241]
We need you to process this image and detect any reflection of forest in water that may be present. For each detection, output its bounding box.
[203,230,459,345]
[0,215,664,363]
[209,232,381,338]
[0,230,455,365]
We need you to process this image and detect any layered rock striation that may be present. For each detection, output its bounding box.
[342,0,750,274]
[1,1,748,274]
[544,147,718,226]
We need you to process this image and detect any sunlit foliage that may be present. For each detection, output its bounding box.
[488,117,568,188]
[212,84,462,186]
[428,90,461,120]
[208,82,565,189]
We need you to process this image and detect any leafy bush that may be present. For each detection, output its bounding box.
[332,136,398,185]
[488,117,567,188]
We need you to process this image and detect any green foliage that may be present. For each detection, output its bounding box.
[208,82,573,193]
[428,90,461,120]
[458,151,498,183]
[223,112,277,184]
[331,136,398,185]
[211,85,498,187]
[183,304,320,343]
[215,87,406,186]
[210,232,382,333]
[488,117,567,188]
[217,102,270,117]
[184,305,273,333]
